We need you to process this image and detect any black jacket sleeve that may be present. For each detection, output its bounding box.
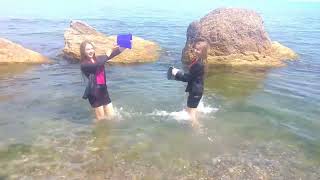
[80,60,102,77]
[175,63,204,82]
[107,48,121,60]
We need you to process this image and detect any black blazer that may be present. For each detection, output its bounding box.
[80,48,121,78]
[80,49,121,97]
[175,59,204,95]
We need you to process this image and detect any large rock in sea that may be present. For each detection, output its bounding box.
[63,20,160,63]
[0,38,50,64]
[182,8,297,67]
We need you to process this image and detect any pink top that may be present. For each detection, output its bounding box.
[95,66,106,85]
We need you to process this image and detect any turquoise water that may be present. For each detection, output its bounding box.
[0,1,320,179]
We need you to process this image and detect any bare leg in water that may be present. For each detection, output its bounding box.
[93,102,115,122]
[103,102,115,120]
[187,107,200,128]
[93,106,106,122]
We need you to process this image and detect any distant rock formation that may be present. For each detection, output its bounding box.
[63,20,160,64]
[182,8,297,67]
[0,38,50,64]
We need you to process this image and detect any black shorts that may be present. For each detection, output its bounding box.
[88,86,111,108]
[187,93,202,108]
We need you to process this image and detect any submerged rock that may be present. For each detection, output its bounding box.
[182,8,297,67]
[0,38,50,64]
[63,20,160,64]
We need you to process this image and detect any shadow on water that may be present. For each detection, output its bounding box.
[0,143,32,178]
[204,65,271,99]
[0,176,7,180]
[0,144,31,161]
[0,64,37,102]
[0,94,13,102]
[92,121,112,152]
[0,64,36,78]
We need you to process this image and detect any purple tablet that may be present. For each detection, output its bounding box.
[117,34,132,49]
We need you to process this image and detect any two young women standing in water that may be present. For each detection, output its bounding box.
[80,38,208,126]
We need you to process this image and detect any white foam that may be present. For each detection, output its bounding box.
[197,101,218,114]
[112,106,124,120]
[41,63,60,68]
[112,106,143,120]
[150,109,191,121]
[110,98,218,122]
[149,99,218,121]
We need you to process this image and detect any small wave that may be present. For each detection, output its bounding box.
[197,101,218,114]
[148,100,218,121]
[150,109,191,121]
[112,106,145,121]
[41,63,60,69]
[113,106,125,120]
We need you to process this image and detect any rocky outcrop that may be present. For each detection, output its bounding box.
[63,20,160,63]
[182,8,297,67]
[0,38,50,64]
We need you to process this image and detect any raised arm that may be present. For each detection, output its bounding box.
[98,46,125,63]
[107,47,122,60]
[81,46,125,76]
[95,47,122,64]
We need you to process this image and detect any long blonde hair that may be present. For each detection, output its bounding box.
[80,40,96,61]
[79,41,96,81]
[193,38,209,62]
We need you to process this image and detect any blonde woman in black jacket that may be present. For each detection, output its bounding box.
[171,38,208,127]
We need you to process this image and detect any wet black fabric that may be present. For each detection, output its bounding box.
[80,48,121,78]
[87,86,111,108]
[175,59,204,96]
[187,93,203,108]
[80,49,121,108]
[82,74,96,99]
[81,56,109,102]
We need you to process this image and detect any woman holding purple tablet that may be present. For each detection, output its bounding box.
[80,40,127,121]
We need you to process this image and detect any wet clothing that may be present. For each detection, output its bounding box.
[175,59,204,108]
[187,93,202,108]
[81,49,120,108]
[88,86,111,108]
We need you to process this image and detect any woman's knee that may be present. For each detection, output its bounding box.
[94,106,106,120]
[104,103,115,116]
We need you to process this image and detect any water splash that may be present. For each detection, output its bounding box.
[197,101,218,114]
[148,100,218,121]
[149,109,191,121]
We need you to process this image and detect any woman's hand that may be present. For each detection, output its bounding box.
[106,44,121,57]
[119,46,126,52]
[111,44,127,52]
[105,43,127,60]
[172,68,180,76]
[105,48,113,57]
[111,44,120,51]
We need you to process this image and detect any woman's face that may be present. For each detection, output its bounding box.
[194,42,202,58]
[85,43,95,59]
